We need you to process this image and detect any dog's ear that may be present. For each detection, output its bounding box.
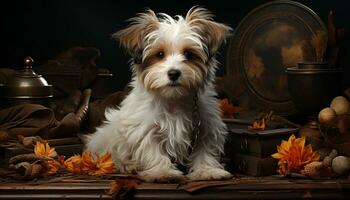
[186,6,232,55]
[113,9,159,58]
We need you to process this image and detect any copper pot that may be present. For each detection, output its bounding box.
[0,57,53,108]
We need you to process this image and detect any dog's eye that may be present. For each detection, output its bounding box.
[184,51,192,60]
[156,51,164,59]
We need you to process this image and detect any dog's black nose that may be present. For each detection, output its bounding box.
[167,69,181,81]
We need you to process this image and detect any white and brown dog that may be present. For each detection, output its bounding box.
[85,7,232,182]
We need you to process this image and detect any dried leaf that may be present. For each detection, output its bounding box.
[81,151,115,176]
[218,98,242,118]
[20,136,42,148]
[29,164,44,178]
[64,155,83,174]
[107,178,139,199]
[11,162,32,177]
[82,151,97,172]
[29,141,116,177]
[43,159,62,177]
[91,153,115,176]
[9,153,38,164]
[248,118,266,131]
[34,141,57,158]
[271,134,320,175]
[9,162,43,179]
[248,111,273,131]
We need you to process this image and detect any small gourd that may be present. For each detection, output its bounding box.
[330,96,350,115]
[318,107,337,125]
[332,156,350,175]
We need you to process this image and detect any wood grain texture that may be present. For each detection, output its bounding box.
[0,176,349,199]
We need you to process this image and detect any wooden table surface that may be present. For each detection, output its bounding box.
[0,175,349,199]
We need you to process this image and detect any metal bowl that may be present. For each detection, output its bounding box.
[286,67,343,115]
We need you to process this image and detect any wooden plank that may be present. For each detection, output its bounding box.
[0,194,112,200]
[133,190,347,200]
[138,183,180,190]
[1,178,349,190]
[0,184,110,190]
[0,178,349,199]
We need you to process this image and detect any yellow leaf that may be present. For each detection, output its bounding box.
[34,141,57,158]
[81,151,115,176]
[91,153,115,176]
[64,155,83,174]
[271,152,282,159]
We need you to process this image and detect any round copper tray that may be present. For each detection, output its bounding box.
[225,0,327,115]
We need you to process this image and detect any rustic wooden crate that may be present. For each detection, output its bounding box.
[225,128,298,158]
[223,128,298,176]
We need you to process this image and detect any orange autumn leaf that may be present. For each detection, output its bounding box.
[107,178,139,198]
[81,151,115,176]
[271,134,320,175]
[248,118,266,131]
[31,141,115,177]
[92,153,115,176]
[82,151,97,172]
[218,98,242,118]
[57,155,66,165]
[64,155,83,174]
[43,158,62,177]
[34,141,57,158]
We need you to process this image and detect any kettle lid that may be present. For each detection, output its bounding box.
[1,56,53,98]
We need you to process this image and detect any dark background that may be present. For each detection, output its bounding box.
[0,0,349,91]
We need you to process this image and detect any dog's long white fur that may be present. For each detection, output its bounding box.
[85,7,232,182]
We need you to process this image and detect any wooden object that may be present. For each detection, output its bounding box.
[0,176,349,199]
[225,128,298,157]
[228,153,278,176]
[224,128,298,176]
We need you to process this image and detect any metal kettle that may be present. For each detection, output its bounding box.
[0,56,53,108]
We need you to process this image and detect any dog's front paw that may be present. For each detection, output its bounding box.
[187,166,232,180]
[139,168,184,183]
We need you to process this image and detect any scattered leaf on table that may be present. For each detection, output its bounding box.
[34,141,57,158]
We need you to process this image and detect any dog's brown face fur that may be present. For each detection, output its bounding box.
[113,7,231,98]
